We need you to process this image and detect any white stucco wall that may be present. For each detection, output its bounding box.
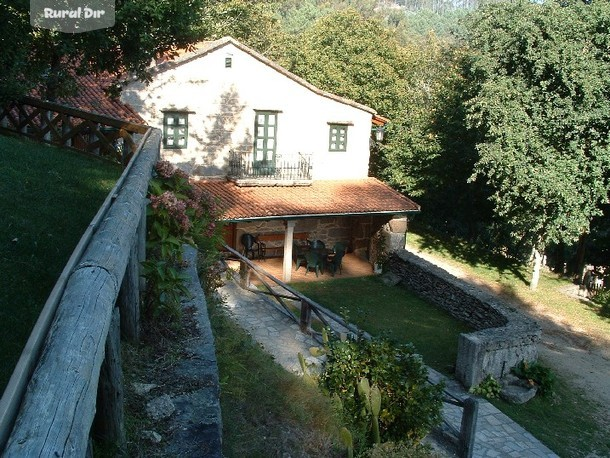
[121,41,374,180]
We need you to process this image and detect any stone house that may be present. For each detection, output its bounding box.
[118,36,419,281]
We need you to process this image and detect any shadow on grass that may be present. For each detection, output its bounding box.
[410,224,529,287]
[588,293,610,321]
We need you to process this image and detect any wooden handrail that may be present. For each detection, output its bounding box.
[0,97,150,166]
[0,129,160,455]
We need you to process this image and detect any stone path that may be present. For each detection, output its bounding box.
[218,276,558,458]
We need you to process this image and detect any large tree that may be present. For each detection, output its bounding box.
[464,0,610,289]
[0,0,218,102]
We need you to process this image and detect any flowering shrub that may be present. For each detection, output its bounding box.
[143,161,223,321]
[319,335,443,451]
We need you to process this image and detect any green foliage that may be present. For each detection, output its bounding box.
[0,0,217,100]
[511,361,556,397]
[144,161,223,322]
[464,1,610,258]
[360,440,435,458]
[340,426,354,458]
[469,374,501,399]
[319,335,443,448]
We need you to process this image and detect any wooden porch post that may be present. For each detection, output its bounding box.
[283,220,296,282]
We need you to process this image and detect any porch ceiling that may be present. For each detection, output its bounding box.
[195,178,420,221]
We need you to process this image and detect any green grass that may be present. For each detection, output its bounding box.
[0,134,121,392]
[207,296,344,457]
[489,379,610,457]
[290,276,472,375]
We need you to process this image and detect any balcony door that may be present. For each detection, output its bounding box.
[254,111,277,175]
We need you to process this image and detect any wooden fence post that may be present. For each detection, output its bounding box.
[458,397,478,458]
[300,300,312,333]
[93,306,126,449]
[239,260,250,287]
[118,240,140,342]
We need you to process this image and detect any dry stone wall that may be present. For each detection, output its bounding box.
[387,249,541,389]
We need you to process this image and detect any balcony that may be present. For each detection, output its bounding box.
[228,150,313,186]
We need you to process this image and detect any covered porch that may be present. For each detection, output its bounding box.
[229,251,377,284]
[196,177,420,282]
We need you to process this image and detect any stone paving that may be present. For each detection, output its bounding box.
[218,275,559,458]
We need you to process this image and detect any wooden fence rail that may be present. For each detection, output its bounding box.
[0,128,160,455]
[0,96,149,165]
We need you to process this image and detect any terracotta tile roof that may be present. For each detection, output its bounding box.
[59,73,145,124]
[196,178,420,221]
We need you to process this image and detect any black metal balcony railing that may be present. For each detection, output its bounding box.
[228,150,313,185]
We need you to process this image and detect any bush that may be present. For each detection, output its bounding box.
[143,161,223,322]
[469,374,501,399]
[319,335,443,449]
[511,360,556,397]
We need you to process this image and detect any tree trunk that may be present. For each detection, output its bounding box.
[530,248,542,291]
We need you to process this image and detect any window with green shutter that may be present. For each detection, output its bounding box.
[163,112,188,149]
[253,111,278,173]
[329,124,348,152]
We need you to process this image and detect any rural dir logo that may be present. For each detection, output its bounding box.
[31,0,115,33]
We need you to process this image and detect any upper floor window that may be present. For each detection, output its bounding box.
[254,111,278,167]
[163,111,188,149]
[329,124,348,152]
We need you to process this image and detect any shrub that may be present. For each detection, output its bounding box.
[511,360,556,397]
[469,374,501,399]
[319,335,443,449]
[143,161,223,322]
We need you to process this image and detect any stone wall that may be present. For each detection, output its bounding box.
[387,249,541,388]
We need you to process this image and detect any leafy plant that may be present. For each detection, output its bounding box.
[470,374,501,399]
[319,335,443,448]
[144,161,223,322]
[511,360,556,397]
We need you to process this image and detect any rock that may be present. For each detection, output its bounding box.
[142,430,162,443]
[133,383,158,396]
[500,384,537,404]
[380,271,401,286]
[146,394,176,421]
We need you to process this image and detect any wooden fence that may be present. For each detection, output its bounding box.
[0,121,160,454]
[0,96,149,165]
[226,244,478,458]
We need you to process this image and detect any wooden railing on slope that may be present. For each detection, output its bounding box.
[0,129,161,455]
[0,96,149,165]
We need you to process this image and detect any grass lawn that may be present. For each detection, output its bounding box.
[207,297,343,457]
[0,134,121,393]
[291,276,472,375]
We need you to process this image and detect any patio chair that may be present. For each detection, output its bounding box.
[293,241,308,271]
[310,239,326,250]
[328,248,346,276]
[304,251,322,277]
[240,233,265,259]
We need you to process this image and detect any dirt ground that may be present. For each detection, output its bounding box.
[407,248,610,415]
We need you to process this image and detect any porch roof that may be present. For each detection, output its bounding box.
[195,178,420,222]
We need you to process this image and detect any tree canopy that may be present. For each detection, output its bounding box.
[464,0,610,287]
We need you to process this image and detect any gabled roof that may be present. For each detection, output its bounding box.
[151,36,377,117]
[196,178,420,222]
